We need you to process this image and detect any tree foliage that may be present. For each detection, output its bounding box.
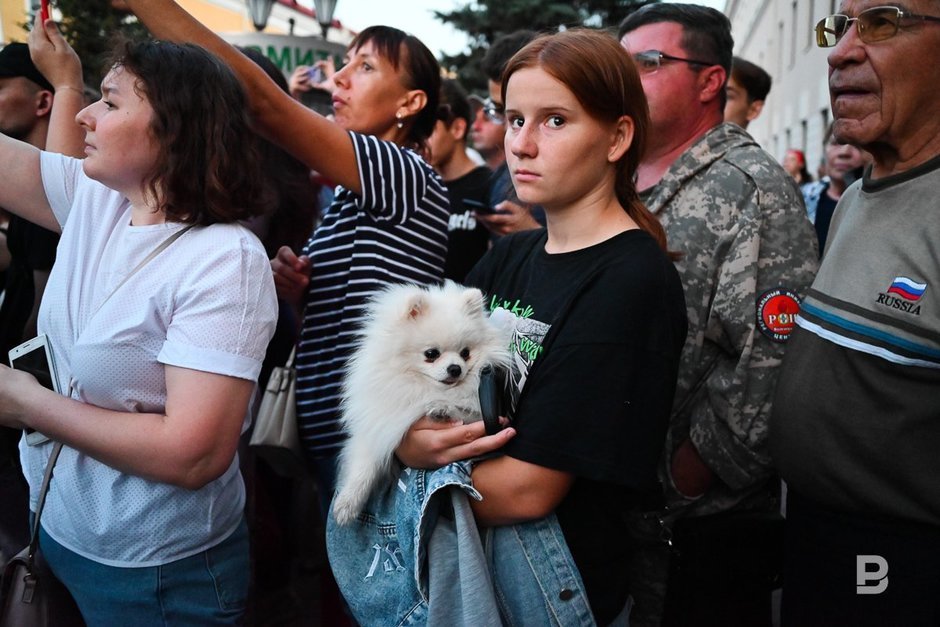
[39,0,147,88]
[434,0,659,91]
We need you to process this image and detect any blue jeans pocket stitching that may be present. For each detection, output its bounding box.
[203,537,248,612]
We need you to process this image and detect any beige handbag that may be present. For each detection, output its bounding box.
[250,348,306,476]
[0,444,85,627]
[0,227,194,627]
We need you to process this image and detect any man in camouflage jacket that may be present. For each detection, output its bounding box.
[620,5,818,625]
[647,121,819,515]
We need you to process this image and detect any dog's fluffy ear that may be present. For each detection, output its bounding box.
[462,287,485,317]
[406,292,428,321]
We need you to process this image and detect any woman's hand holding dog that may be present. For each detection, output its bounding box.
[396,416,515,469]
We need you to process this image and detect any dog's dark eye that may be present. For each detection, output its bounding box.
[459,348,471,360]
[424,349,441,362]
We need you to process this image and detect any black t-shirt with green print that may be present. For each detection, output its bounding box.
[466,227,687,624]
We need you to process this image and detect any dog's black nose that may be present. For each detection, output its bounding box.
[447,364,462,378]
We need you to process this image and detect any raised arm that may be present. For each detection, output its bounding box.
[29,16,85,158]
[0,137,58,232]
[123,0,362,193]
[0,16,88,232]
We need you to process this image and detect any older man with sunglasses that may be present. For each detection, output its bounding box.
[618,4,819,626]
[769,3,940,625]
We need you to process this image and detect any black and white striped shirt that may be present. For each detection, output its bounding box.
[296,132,450,457]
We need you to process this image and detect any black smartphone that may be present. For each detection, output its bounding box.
[478,365,509,435]
[461,197,504,215]
[308,65,326,84]
[8,334,60,445]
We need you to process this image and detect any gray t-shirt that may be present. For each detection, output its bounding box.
[771,154,940,526]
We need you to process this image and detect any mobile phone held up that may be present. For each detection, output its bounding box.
[308,65,326,84]
[461,197,504,215]
[8,334,60,446]
[40,0,50,22]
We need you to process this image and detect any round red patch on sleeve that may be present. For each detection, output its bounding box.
[757,288,801,342]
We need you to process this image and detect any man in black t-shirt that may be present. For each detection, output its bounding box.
[0,42,61,558]
[0,44,61,358]
[428,79,491,281]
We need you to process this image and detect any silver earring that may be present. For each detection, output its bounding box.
[396,113,404,129]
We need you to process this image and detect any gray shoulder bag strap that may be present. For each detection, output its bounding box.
[90,225,194,317]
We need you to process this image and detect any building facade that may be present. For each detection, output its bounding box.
[725,0,838,174]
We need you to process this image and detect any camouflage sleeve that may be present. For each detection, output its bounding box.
[687,170,819,491]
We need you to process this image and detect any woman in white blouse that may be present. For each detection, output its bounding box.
[0,20,277,624]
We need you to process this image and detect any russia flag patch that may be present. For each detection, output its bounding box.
[886,276,927,301]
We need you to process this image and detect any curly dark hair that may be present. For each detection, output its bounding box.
[105,39,273,225]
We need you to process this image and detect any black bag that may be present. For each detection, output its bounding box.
[0,443,84,627]
[663,509,784,627]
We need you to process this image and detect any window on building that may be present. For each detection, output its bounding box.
[790,2,798,68]
[807,0,817,49]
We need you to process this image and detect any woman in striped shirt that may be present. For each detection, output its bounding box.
[126,2,452,508]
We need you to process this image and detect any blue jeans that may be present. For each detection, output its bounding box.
[38,518,249,626]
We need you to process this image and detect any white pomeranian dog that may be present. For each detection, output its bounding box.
[332,280,512,525]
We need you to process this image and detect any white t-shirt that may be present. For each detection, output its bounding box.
[20,152,277,567]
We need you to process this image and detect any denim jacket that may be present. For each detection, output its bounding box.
[326,461,596,627]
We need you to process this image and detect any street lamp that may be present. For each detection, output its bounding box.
[313,0,337,39]
[246,0,275,31]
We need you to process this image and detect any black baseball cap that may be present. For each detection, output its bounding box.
[0,43,54,91]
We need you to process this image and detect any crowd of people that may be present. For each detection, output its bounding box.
[0,1,937,625]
